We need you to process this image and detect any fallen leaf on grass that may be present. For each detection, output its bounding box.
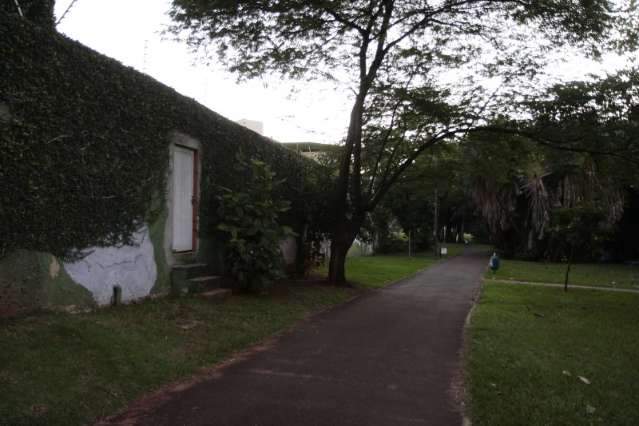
[30,404,48,416]
[179,320,203,331]
[578,376,591,385]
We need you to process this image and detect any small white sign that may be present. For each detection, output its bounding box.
[440,247,448,255]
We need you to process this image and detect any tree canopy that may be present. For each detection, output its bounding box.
[168,0,637,282]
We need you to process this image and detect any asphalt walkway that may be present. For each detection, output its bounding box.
[105,248,488,426]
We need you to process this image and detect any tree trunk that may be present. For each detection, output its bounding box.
[460,218,465,243]
[328,225,358,285]
[326,84,368,285]
[408,229,412,257]
[294,224,308,277]
[564,245,574,292]
[325,29,388,284]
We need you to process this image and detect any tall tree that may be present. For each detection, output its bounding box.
[380,143,472,249]
[466,69,639,259]
[168,0,633,283]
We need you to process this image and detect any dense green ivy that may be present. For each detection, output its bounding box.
[0,0,55,27]
[0,15,327,260]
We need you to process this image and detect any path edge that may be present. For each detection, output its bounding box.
[486,278,639,293]
[459,269,486,426]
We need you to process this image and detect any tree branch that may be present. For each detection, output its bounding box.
[368,128,459,210]
[12,0,24,17]
[470,125,639,165]
[56,0,80,25]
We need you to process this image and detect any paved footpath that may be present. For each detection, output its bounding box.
[105,249,488,426]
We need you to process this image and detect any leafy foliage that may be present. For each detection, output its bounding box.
[375,75,639,260]
[217,154,295,291]
[0,15,323,260]
[546,207,613,262]
[168,0,634,282]
[170,0,636,282]
[381,143,473,246]
[462,130,634,261]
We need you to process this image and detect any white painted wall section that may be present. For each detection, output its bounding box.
[63,226,157,305]
[279,237,297,266]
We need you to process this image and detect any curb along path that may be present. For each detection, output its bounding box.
[103,249,489,426]
[486,279,639,294]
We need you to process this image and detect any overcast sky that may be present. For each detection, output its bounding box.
[54,0,350,143]
[54,0,635,144]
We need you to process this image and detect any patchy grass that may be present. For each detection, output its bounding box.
[346,240,373,257]
[0,286,356,426]
[333,243,490,289]
[487,259,639,289]
[339,255,437,288]
[325,243,490,289]
[318,251,454,289]
[467,283,639,425]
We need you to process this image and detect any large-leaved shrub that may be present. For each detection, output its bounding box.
[216,155,295,292]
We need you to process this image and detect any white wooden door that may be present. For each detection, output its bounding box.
[172,146,195,252]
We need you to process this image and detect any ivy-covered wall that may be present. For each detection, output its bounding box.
[0,14,327,316]
[0,0,55,28]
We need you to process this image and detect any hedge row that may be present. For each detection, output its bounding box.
[0,14,329,260]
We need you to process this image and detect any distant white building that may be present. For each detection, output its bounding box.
[237,119,264,135]
[280,142,340,163]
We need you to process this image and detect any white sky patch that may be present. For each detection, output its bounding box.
[54,0,350,143]
[54,1,633,144]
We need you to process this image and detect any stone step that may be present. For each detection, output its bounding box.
[171,263,211,279]
[172,263,207,270]
[199,288,232,301]
[170,262,217,296]
[187,275,224,293]
[172,251,198,265]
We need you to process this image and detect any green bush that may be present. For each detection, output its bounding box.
[217,155,295,291]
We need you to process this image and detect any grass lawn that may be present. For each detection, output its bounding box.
[467,283,639,425]
[0,287,358,426]
[487,259,639,289]
[1,252,433,425]
[337,255,437,288]
[335,242,487,289]
[321,250,459,289]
